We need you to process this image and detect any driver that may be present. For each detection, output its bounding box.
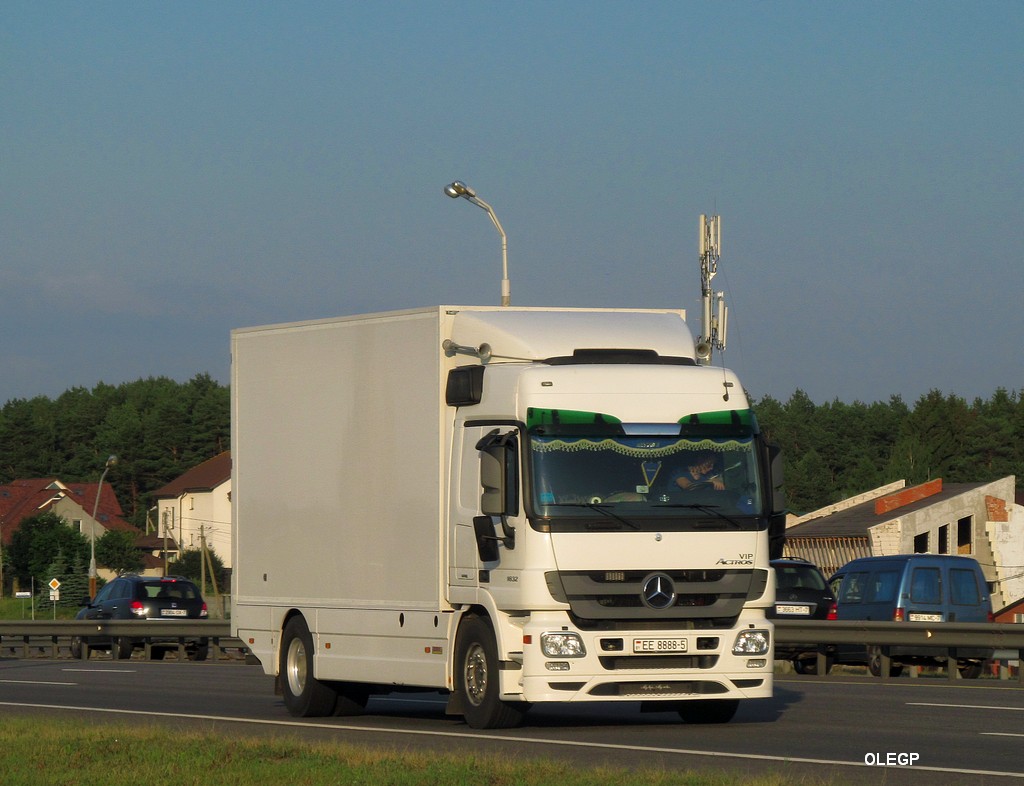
[674,451,724,491]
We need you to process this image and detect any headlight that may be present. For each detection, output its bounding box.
[540,632,586,658]
[732,629,770,656]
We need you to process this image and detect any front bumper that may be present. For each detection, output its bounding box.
[514,611,773,703]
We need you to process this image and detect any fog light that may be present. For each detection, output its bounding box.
[732,629,769,656]
[546,661,570,671]
[747,659,767,668]
[540,632,586,658]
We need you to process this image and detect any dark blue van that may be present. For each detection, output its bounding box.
[830,554,993,677]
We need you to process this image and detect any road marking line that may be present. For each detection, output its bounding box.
[0,680,76,686]
[908,702,1024,712]
[0,701,1021,779]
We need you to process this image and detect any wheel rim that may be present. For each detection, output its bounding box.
[286,637,307,697]
[464,642,488,707]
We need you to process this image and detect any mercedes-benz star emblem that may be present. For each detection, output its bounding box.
[641,573,677,610]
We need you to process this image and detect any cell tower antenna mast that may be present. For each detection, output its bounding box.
[696,214,727,365]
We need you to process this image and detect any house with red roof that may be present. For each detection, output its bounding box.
[0,477,137,587]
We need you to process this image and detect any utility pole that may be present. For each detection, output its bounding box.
[200,524,207,596]
[162,509,170,576]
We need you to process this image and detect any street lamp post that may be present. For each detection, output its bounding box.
[88,454,117,598]
[444,181,510,306]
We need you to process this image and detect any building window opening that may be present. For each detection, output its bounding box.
[938,524,949,554]
[914,531,929,553]
[957,516,972,554]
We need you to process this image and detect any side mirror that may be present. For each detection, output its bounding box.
[479,447,506,516]
[476,429,519,517]
[476,429,519,549]
[768,513,787,560]
[768,443,786,514]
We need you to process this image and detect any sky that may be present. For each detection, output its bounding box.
[2,1,1021,407]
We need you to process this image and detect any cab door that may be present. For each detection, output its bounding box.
[448,423,487,597]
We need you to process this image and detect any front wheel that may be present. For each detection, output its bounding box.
[280,616,337,717]
[677,699,740,724]
[455,616,528,729]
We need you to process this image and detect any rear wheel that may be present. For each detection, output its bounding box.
[868,649,904,678]
[957,660,983,679]
[187,641,209,662]
[70,636,86,660]
[793,656,833,675]
[455,616,528,729]
[280,616,337,717]
[113,637,133,660]
[677,699,740,724]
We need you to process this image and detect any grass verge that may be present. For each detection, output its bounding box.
[0,717,839,786]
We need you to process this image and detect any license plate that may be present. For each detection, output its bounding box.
[909,612,942,622]
[633,638,688,653]
[160,609,188,617]
[775,604,811,615]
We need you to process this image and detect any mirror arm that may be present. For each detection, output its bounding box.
[499,514,516,550]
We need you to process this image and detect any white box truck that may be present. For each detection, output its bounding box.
[231,305,785,728]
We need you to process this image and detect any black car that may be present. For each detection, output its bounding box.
[768,558,836,674]
[72,574,209,660]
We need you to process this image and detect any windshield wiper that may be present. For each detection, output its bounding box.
[549,503,640,530]
[653,502,743,529]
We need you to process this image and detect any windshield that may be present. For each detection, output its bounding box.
[526,407,765,526]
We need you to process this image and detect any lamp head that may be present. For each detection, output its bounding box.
[444,180,476,199]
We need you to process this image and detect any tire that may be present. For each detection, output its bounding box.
[957,661,983,679]
[677,699,740,724]
[455,616,528,729]
[114,637,133,660]
[187,642,209,662]
[333,682,370,717]
[70,636,85,660]
[793,656,832,675]
[868,650,904,678]
[280,616,337,717]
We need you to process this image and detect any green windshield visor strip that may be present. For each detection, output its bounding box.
[530,437,753,457]
[526,408,623,429]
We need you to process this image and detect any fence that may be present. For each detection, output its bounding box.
[2,619,1022,682]
[0,620,244,661]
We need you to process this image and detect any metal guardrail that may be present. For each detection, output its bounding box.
[2,619,1022,682]
[776,619,1024,648]
[0,620,245,661]
[774,619,1024,683]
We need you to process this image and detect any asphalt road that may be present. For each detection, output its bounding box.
[1,658,1022,784]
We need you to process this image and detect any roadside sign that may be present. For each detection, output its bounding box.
[14,591,31,599]
[49,578,61,591]
[49,590,60,601]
